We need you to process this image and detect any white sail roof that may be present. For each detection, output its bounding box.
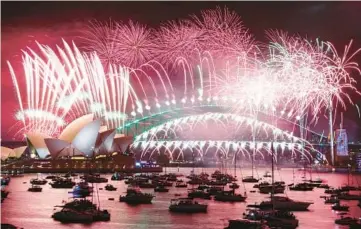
[112,136,133,153]
[26,132,50,148]
[1,147,16,160]
[59,114,94,143]
[13,146,27,158]
[45,139,83,158]
[95,129,116,155]
[72,119,101,157]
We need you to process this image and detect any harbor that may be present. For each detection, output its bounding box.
[1,168,361,228]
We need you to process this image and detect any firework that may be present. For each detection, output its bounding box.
[6,6,360,167]
[80,20,156,69]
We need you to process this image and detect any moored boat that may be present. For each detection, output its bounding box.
[244,209,299,229]
[289,182,313,191]
[242,176,259,183]
[225,219,270,229]
[28,185,42,192]
[111,172,124,181]
[337,192,361,201]
[175,181,187,188]
[214,190,246,202]
[258,196,313,211]
[104,184,117,191]
[50,179,75,188]
[52,199,110,223]
[331,203,349,211]
[169,198,207,213]
[119,187,154,204]
[324,196,340,204]
[154,185,169,192]
[30,178,47,185]
[259,184,285,194]
[188,189,211,199]
[229,183,240,189]
[335,216,359,226]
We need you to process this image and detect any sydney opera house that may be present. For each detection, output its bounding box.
[1,114,161,173]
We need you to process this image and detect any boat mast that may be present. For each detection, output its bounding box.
[271,141,275,211]
[234,150,237,178]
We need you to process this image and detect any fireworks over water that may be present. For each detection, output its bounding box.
[6,6,361,161]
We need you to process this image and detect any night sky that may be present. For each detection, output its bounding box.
[1,1,361,141]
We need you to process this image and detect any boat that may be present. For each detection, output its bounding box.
[30,178,47,185]
[225,219,270,229]
[350,223,361,229]
[304,178,322,184]
[337,192,361,201]
[229,183,240,189]
[324,196,340,204]
[242,176,259,183]
[289,182,314,191]
[206,179,228,186]
[254,182,270,189]
[325,188,342,194]
[175,181,187,188]
[10,170,24,177]
[111,172,124,181]
[70,182,94,197]
[119,187,154,204]
[1,176,11,186]
[154,185,169,192]
[331,203,349,211]
[156,180,173,187]
[1,190,9,199]
[60,199,97,211]
[52,151,110,224]
[164,173,177,182]
[258,196,313,211]
[340,185,360,191]
[82,174,108,183]
[263,172,272,178]
[1,224,18,229]
[318,184,330,189]
[52,199,110,223]
[244,209,299,229]
[211,170,222,178]
[214,190,246,202]
[207,186,224,195]
[138,182,156,188]
[28,185,42,192]
[52,208,110,223]
[50,179,75,188]
[187,189,211,199]
[45,175,57,179]
[62,172,78,178]
[335,216,359,225]
[169,198,207,213]
[104,184,117,191]
[259,184,285,194]
[52,209,93,223]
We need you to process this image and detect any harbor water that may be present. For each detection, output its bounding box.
[1,167,361,229]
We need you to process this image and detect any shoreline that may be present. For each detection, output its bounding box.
[1,166,361,174]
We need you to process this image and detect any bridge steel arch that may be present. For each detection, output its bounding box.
[116,104,323,141]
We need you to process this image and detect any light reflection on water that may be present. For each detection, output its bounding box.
[1,167,361,229]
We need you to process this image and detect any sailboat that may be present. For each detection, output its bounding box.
[242,140,259,183]
[229,152,240,189]
[340,163,360,191]
[263,143,312,211]
[52,143,110,223]
[250,143,300,226]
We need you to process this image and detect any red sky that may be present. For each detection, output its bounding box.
[1,1,361,141]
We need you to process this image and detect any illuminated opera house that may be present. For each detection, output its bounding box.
[1,114,161,173]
